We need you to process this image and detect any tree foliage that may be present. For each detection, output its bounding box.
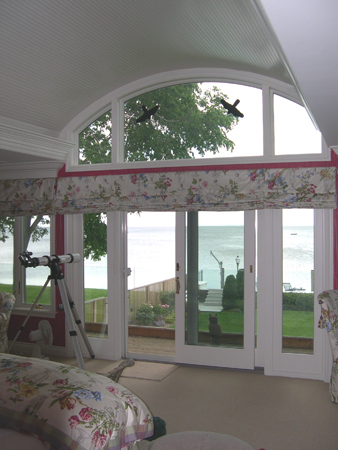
[2,83,240,261]
[79,83,239,259]
[78,83,239,165]
[0,217,14,243]
[0,215,49,250]
[79,111,112,164]
[124,83,237,161]
[83,213,107,261]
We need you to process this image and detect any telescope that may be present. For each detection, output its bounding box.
[13,251,91,369]
[19,252,81,268]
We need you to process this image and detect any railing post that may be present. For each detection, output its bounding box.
[103,297,107,324]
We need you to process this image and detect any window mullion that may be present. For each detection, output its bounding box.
[13,217,25,304]
[262,84,274,158]
[111,99,119,165]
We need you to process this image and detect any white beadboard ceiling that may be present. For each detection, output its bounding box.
[0,0,337,165]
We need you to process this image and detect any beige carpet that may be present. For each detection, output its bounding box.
[50,357,338,450]
[121,365,338,450]
[120,361,179,381]
[51,356,178,381]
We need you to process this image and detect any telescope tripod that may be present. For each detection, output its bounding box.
[10,257,95,370]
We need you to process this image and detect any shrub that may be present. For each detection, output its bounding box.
[222,274,238,310]
[236,269,244,299]
[135,303,154,325]
[159,291,175,310]
[165,311,175,324]
[153,303,170,319]
[282,292,314,311]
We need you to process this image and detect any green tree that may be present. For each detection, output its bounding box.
[79,83,240,259]
[2,83,240,261]
[79,111,112,165]
[222,274,238,310]
[0,215,49,249]
[83,213,107,261]
[124,83,238,161]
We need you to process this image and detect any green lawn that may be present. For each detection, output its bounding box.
[1,284,314,338]
[0,283,51,304]
[197,310,314,338]
[84,288,107,302]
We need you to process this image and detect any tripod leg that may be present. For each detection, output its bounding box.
[9,277,51,352]
[64,283,95,359]
[57,278,85,370]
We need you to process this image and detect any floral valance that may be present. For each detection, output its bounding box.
[0,178,55,217]
[55,167,336,214]
[0,167,336,217]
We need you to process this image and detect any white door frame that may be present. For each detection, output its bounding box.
[262,208,333,380]
[65,213,125,361]
[174,211,256,369]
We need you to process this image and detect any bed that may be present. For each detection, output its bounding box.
[0,353,154,450]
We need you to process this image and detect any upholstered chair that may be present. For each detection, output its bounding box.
[318,290,338,403]
[0,292,15,353]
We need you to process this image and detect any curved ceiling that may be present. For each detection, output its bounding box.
[0,0,291,134]
[0,0,337,166]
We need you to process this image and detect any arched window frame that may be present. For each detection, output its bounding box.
[61,69,330,172]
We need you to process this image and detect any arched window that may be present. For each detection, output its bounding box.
[70,71,327,170]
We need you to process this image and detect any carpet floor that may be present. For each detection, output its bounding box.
[51,357,338,450]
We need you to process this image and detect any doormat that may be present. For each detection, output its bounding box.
[120,361,179,381]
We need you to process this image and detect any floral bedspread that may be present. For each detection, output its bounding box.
[0,354,153,450]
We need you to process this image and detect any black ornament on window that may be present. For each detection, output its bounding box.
[220,99,244,118]
[136,105,159,123]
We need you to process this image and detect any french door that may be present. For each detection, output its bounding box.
[175,210,256,369]
[261,209,332,380]
[66,209,331,380]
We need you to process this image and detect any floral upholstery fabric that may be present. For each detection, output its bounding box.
[55,167,336,215]
[0,292,15,353]
[318,290,338,402]
[0,166,335,217]
[0,354,153,450]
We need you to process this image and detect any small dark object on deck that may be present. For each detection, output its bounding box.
[209,314,222,345]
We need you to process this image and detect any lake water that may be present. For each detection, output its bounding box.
[0,226,313,292]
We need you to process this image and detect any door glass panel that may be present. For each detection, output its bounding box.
[282,209,314,354]
[127,212,175,356]
[0,217,14,293]
[25,215,51,305]
[84,213,108,339]
[186,211,244,348]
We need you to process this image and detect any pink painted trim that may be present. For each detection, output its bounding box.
[57,149,338,293]
[57,149,338,178]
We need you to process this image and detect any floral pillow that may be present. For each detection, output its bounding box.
[0,354,153,450]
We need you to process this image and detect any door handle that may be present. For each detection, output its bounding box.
[176,276,180,294]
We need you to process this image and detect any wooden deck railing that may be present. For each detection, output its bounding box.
[84,278,176,324]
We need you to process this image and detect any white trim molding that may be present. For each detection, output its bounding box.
[0,161,64,180]
[0,123,74,163]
